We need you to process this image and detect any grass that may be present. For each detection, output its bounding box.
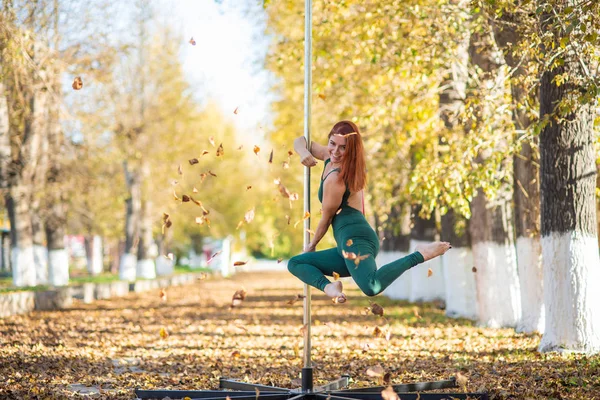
[0,264,212,294]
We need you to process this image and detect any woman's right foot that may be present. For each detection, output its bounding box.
[324,281,346,303]
[414,241,452,261]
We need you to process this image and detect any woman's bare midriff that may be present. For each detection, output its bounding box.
[346,190,364,213]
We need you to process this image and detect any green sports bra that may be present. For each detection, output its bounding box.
[318,158,351,206]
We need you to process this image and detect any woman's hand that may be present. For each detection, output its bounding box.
[300,151,318,167]
[303,243,316,253]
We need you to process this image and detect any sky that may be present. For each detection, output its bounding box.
[156,0,276,134]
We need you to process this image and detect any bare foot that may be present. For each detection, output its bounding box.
[414,241,452,262]
[324,281,346,303]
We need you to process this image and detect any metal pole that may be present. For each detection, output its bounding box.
[302,0,313,393]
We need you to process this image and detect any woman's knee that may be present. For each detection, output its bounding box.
[287,256,301,274]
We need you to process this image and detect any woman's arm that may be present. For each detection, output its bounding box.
[294,136,328,164]
[305,172,345,251]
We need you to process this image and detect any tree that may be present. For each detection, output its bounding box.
[537,0,600,354]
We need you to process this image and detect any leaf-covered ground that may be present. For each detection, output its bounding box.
[1,271,598,399]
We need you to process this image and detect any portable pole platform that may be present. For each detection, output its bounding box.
[135,1,488,399]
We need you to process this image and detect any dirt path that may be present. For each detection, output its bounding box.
[0,272,598,399]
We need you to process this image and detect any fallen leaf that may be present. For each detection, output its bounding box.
[72,76,83,90]
[231,350,241,358]
[456,372,469,389]
[159,327,168,339]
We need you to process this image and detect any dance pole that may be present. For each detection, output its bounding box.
[301,0,313,393]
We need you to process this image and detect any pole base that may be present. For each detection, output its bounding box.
[135,375,488,400]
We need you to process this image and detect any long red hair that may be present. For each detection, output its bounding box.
[328,120,367,193]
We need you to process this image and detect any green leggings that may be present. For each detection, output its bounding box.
[287,207,424,297]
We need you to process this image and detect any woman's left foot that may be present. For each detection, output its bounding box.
[324,281,345,303]
[414,241,452,261]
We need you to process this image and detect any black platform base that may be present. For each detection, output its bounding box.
[135,375,488,400]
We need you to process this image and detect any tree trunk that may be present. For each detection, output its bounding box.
[538,5,600,353]
[409,206,444,302]
[136,197,156,279]
[378,201,412,300]
[468,27,521,328]
[491,9,544,334]
[438,17,476,319]
[120,161,141,281]
[6,185,36,286]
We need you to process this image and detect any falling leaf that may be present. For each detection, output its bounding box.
[182,195,191,203]
[472,266,477,273]
[236,220,244,230]
[373,326,383,338]
[159,289,167,302]
[166,253,174,261]
[268,149,273,163]
[333,272,340,281]
[366,365,385,378]
[192,187,198,193]
[173,190,180,201]
[189,158,199,165]
[277,258,283,263]
[282,161,289,169]
[189,37,196,45]
[207,251,222,264]
[234,261,248,266]
[233,107,239,114]
[159,327,168,339]
[195,217,204,225]
[285,215,290,225]
[208,170,217,177]
[231,288,247,307]
[246,186,252,190]
[346,239,353,246]
[287,150,293,157]
[370,303,384,317]
[286,294,305,305]
[201,150,210,156]
[306,229,315,236]
[413,307,422,319]
[253,145,260,155]
[385,329,392,341]
[381,386,399,400]
[190,196,202,206]
[231,350,241,358]
[427,268,433,277]
[318,93,326,100]
[244,208,255,223]
[199,173,207,182]
[300,323,308,336]
[216,143,224,157]
[209,137,215,147]
[289,193,299,201]
[336,208,342,215]
[178,164,183,175]
[72,76,83,90]
[238,145,243,150]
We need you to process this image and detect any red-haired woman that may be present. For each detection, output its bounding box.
[289,120,451,303]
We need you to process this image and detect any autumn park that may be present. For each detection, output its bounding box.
[1,0,600,399]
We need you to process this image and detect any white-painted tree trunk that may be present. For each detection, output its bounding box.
[409,239,445,302]
[378,251,410,300]
[136,259,156,279]
[539,232,600,353]
[155,256,174,276]
[33,244,48,285]
[12,246,36,287]
[119,252,137,281]
[442,246,477,320]
[87,236,103,275]
[516,236,544,333]
[48,249,69,286]
[472,241,521,328]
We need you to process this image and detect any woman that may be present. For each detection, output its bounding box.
[288,120,451,303]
